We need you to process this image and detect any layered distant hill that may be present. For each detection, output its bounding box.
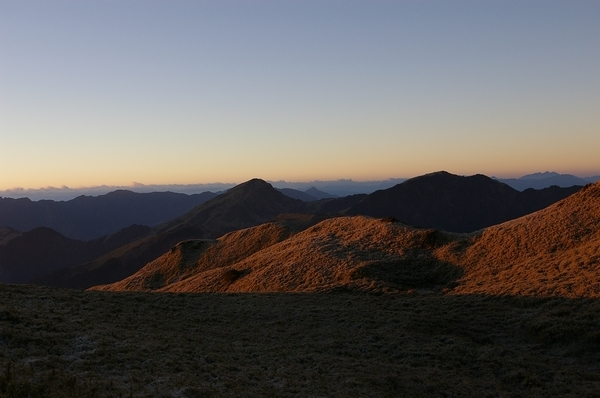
[2,172,586,290]
[276,186,338,201]
[0,178,401,201]
[271,178,407,196]
[277,188,317,201]
[94,180,600,297]
[35,179,308,288]
[494,171,600,191]
[0,224,151,284]
[345,171,581,232]
[0,190,217,240]
[153,179,304,238]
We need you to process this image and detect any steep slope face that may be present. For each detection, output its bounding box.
[155,179,303,238]
[304,187,337,199]
[0,227,84,283]
[453,182,600,297]
[97,216,463,293]
[0,190,217,240]
[347,171,580,232]
[93,222,292,292]
[277,188,317,201]
[93,182,600,297]
[40,179,304,289]
[0,227,21,245]
[38,223,206,289]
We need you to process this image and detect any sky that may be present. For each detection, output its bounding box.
[1,0,599,191]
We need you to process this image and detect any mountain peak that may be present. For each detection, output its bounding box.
[238,178,271,187]
[226,178,274,193]
[403,171,499,188]
[520,171,562,180]
[155,178,303,238]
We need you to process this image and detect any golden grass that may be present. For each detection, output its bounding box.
[454,182,600,297]
[94,182,600,299]
[5,184,600,396]
[93,223,292,292]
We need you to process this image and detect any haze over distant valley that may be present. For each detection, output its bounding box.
[2,172,599,202]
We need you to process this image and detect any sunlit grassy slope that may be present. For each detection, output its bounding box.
[94,182,600,297]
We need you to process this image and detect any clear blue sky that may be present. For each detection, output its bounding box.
[1,0,599,190]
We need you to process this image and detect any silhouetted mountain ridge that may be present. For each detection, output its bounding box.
[346,171,581,232]
[494,172,599,191]
[155,179,304,238]
[37,179,305,288]
[0,224,151,284]
[277,188,317,202]
[94,180,600,296]
[7,174,584,289]
[304,187,337,199]
[0,190,217,240]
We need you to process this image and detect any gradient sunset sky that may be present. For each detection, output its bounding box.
[1,0,599,191]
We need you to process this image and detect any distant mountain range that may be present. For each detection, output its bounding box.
[493,172,600,191]
[0,224,151,284]
[93,179,600,297]
[2,172,597,201]
[0,179,401,201]
[0,171,587,289]
[0,190,217,240]
[0,186,330,241]
[276,187,337,201]
[347,171,582,232]
[271,179,406,197]
[36,180,314,289]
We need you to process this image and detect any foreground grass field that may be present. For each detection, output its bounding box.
[1,285,600,397]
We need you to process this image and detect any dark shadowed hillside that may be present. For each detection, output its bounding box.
[303,194,368,215]
[346,171,581,232]
[277,188,317,201]
[0,190,217,240]
[304,187,337,199]
[0,224,151,284]
[39,223,206,289]
[17,174,586,290]
[155,179,304,238]
[39,179,305,289]
[95,181,600,298]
